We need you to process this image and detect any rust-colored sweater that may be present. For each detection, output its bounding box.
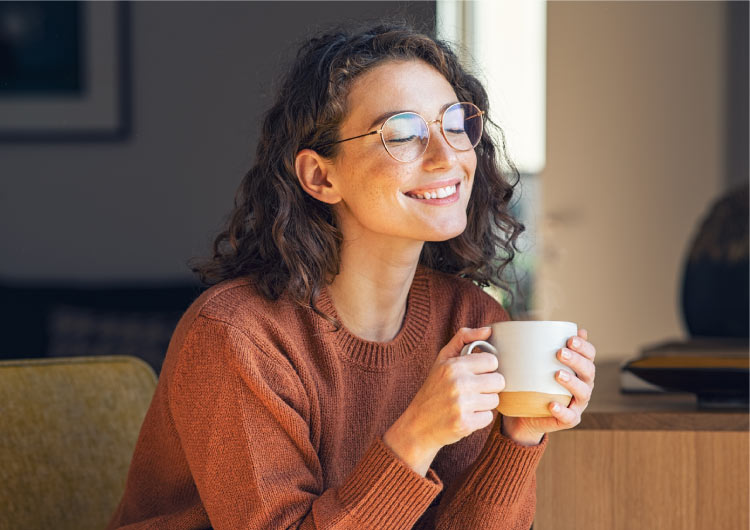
[107,266,547,529]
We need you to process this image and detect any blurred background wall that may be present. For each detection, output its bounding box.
[537,0,747,361]
[0,1,434,282]
[0,1,746,366]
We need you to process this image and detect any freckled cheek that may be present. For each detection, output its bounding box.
[464,178,475,200]
[462,155,478,196]
[465,152,478,176]
[390,168,411,197]
[367,164,410,202]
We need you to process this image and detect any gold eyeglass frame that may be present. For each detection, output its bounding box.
[321,101,485,163]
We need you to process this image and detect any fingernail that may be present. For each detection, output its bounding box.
[558,370,570,381]
[561,348,571,360]
[551,402,561,412]
[572,338,581,348]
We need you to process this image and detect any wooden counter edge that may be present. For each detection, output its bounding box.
[578,410,749,431]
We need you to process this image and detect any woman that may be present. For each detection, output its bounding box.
[108,23,596,530]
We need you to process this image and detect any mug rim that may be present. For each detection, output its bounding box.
[494,320,577,326]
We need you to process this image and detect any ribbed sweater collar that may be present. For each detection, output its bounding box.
[315,265,432,370]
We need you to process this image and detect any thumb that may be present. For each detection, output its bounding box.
[438,326,493,360]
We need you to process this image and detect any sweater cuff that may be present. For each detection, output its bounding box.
[338,437,443,529]
[457,424,548,506]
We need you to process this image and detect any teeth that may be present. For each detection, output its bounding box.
[408,184,457,200]
[441,185,456,197]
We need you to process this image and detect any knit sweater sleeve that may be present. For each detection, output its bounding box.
[168,314,442,530]
[425,420,547,529]
[417,287,548,530]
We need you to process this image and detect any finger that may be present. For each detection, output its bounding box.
[454,351,499,374]
[565,395,590,419]
[555,369,592,405]
[549,400,581,427]
[439,326,492,360]
[475,371,505,394]
[557,348,596,383]
[567,335,596,361]
[578,328,588,341]
[472,410,495,431]
[473,392,500,412]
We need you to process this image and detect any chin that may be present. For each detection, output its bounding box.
[422,221,467,242]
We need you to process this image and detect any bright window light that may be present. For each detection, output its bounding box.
[437,0,547,175]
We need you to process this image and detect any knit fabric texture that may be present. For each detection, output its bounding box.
[107,265,547,529]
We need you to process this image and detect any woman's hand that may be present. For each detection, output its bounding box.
[501,328,597,446]
[383,327,506,476]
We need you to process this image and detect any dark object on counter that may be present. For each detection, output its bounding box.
[640,337,749,358]
[624,354,749,409]
[681,183,749,338]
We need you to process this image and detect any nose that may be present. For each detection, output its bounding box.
[421,119,457,170]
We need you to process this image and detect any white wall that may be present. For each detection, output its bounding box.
[537,1,730,361]
[0,1,434,282]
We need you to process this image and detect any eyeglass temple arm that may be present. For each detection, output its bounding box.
[326,130,379,146]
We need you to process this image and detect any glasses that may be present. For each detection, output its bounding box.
[323,102,485,163]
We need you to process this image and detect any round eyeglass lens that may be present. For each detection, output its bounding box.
[442,103,483,151]
[381,112,429,162]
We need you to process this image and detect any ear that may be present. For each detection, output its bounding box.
[294,149,342,204]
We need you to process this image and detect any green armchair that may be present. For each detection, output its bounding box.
[0,356,157,529]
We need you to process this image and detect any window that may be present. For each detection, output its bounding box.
[437,0,546,318]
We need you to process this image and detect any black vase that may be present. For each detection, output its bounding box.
[680,184,749,338]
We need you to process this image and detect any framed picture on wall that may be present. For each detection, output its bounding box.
[0,1,130,141]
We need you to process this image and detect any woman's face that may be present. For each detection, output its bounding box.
[327,59,478,247]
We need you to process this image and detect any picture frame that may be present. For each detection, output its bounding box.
[0,2,130,141]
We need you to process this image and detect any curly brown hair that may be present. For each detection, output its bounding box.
[191,22,526,321]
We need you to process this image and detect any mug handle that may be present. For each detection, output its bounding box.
[460,340,498,357]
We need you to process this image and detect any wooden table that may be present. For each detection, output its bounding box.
[535,361,749,530]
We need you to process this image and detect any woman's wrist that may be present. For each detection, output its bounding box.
[499,416,544,447]
[383,417,439,477]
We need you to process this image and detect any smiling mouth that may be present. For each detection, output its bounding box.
[404,183,459,200]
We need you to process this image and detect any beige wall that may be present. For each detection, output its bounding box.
[537,1,727,361]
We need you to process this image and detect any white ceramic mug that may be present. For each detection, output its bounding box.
[460,321,578,417]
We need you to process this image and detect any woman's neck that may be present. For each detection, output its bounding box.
[327,237,423,343]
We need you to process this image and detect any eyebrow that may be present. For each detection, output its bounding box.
[366,110,408,131]
[365,101,460,131]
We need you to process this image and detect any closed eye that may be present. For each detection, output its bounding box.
[387,135,420,144]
